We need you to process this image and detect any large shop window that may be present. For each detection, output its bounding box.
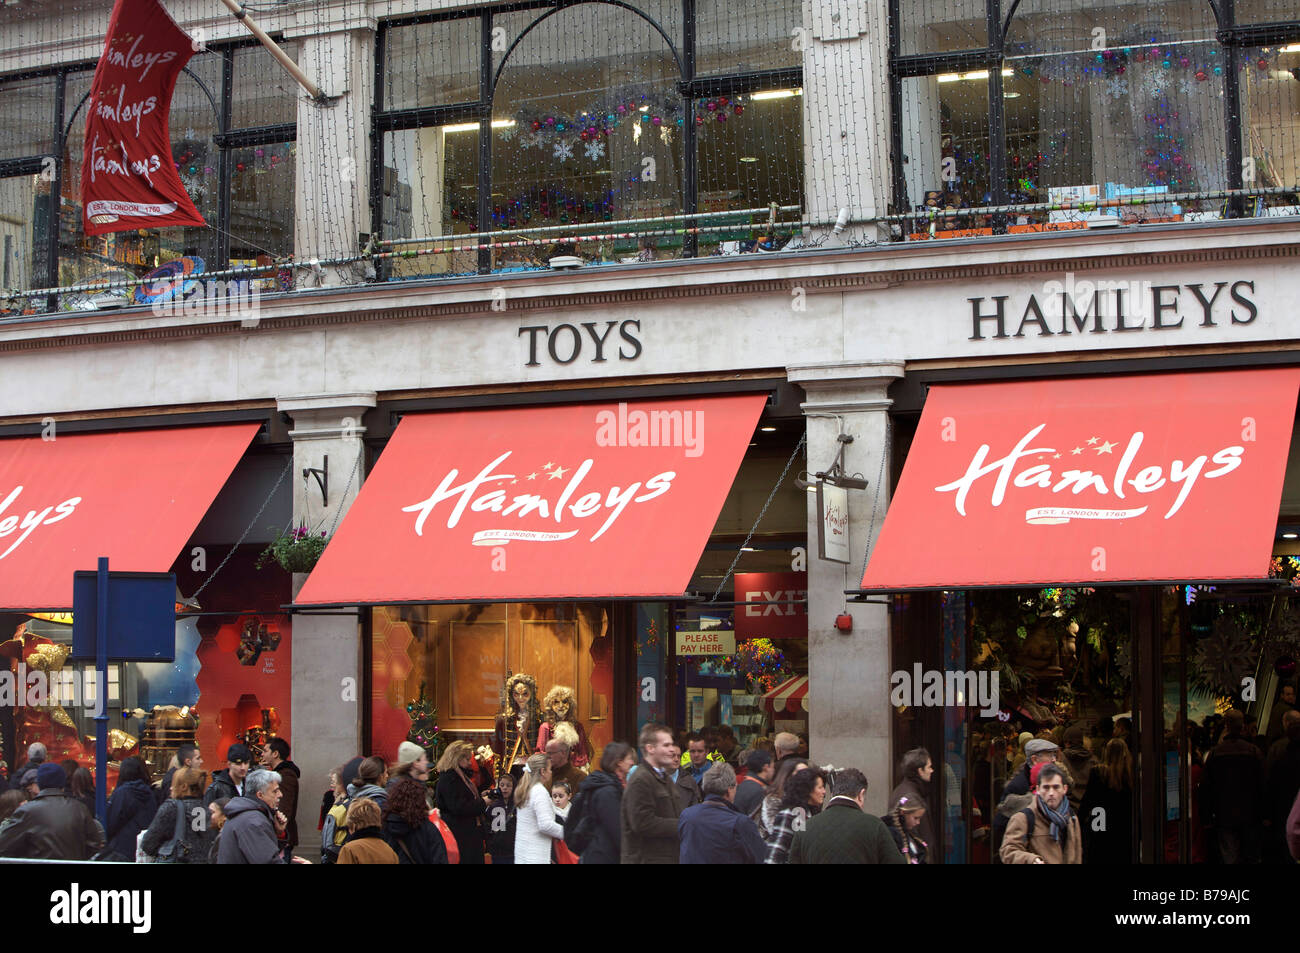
[370,602,614,768]
[0,43,297,314]
[375,0,805,278]
[1002,0,1224,224]
[893,1,1300,231]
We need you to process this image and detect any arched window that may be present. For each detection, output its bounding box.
[892,0,1300,235]
[490,2,684,267]
[374,0,805,278]
[1003,0,1223,222]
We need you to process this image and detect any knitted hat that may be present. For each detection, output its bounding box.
[396,742,426,765]
[36,762,66,790]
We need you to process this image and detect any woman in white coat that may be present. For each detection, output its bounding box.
[513,752,566,864]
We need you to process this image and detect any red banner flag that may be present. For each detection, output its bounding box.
[80,0,206,236]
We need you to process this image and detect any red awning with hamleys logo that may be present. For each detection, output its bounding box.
[0,423,259,610]
[858,369,1300,591]
[295,394,766,605]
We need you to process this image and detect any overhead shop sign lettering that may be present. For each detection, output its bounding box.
[968,279,1257,341]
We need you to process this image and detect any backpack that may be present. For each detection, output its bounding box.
[321,798,351,863]
[563,788,596,855]
[1019,806,1036,838]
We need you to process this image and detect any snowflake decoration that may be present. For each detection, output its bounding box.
[518,131,544,150]
[1104,76,1129,100]
[553,139,574,161]
[583,139,605,161]
[1178,77,1197,97]
[498,125,516,142]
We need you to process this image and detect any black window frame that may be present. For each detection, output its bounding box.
[371,0,803,277]
[887,0,1300,226]
[0,36,298,311]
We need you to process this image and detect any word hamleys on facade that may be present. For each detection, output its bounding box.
[401,452,674,544]
[934,426,1244,523]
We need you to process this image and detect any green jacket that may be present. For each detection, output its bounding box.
[788,798,905,864]
[620,764,682,864]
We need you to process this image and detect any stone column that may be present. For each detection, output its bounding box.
[799,0,892,245]
[276,391,376,853]
[786,360,903,814]
[288,10,377,287]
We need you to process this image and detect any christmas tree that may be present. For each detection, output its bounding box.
[406,682,443,766]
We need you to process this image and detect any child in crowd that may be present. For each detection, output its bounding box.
[485,772,517,865]
[551,781,579,864]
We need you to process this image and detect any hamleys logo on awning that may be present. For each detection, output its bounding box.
[401,452,675,545]
[933,425,1245,523]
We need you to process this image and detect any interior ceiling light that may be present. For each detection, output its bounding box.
[739,156,759,162]
[760,426,777,432]
[1284,532,1298,539]
[750,88,802,100]
[938,69,1014,83]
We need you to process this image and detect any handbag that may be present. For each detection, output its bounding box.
[156,800,192,863]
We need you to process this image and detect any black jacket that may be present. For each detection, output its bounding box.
[1079,767,1132,864]
[991,763,1033,860]
[106,779,158,859]
[678,795,766,864]
[577,769,623,865]
[889,778,935,857]
[434,770,485,864]
[620,764,681,864]
[1200,737,1264,828]
[140,797,215,863]
[204,769,241,808]
[733,776,768,818]
[483,792,516,861]
[384,812,449,864]
[272,760,301,848]
[0,790,104,860]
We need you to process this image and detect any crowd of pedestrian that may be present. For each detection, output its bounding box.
[1,689,1296,865]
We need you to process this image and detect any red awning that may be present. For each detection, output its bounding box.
[0,423,259,610]
[763,675,809,713]
[296,394,766,605]
[859,369,1300,591]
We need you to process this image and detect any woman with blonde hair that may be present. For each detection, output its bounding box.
[512,752,565,864]
[141,766,214,863]
[434,740,491,864]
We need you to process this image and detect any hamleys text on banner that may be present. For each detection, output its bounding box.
[295,395,765,604]
[80,0,206,236]
[859,369,1300,589]
[0,424,257,611]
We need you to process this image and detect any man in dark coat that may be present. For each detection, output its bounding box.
[8,742,46,791]
[260,737,299,854]
[789,768,902,864]
[678,763,766,863]
[620,723,682,863]
[218,769,289,864]
[733,750,774,818]
[0,764,103,860]
[205,743,252,807]
[576,759,625,864]
[669,735,701,809]
[1200,709,1265,864]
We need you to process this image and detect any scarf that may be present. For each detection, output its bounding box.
[1039,795,1072,845]
[453,764,478,798]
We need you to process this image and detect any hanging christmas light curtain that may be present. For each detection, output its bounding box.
[80,0,206,236]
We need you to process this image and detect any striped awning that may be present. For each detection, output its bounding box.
[763,675,809,714]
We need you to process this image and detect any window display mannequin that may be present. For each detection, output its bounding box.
[536,685,592,768]
[494,673,540,780]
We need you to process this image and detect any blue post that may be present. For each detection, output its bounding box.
[94,557,109,830]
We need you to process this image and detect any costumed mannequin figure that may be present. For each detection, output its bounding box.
[493,673,540,780]
[536,685,592,768]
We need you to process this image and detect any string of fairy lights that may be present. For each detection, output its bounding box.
[0,0,1297,308]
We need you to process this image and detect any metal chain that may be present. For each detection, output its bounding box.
[192,457,293,600]
[327,446,366,538]
[859,415,893,585]
[710,432,807,603]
